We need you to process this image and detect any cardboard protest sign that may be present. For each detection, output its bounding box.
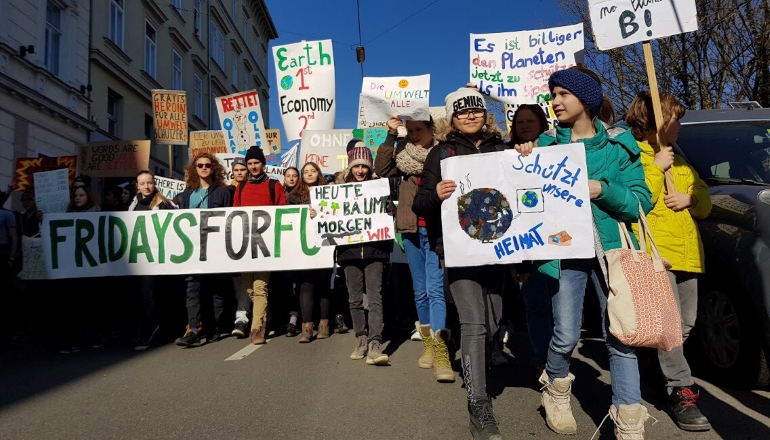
[81,140,151,177]
[300,130,354,175]
[154,176,186,200]
[41,206,335,279]
[13,156,76,191]
[361,75,430,123]
[357,94,387,129]
[19,236,47,280]
[506,102,559,133]
[440,144,594,268]
[265,129,282,154]
[364,128,387,154]
[34,168,70,214]
[588,0,698,50]
[216,153,286,184]
[215,90,267,154]
[310,179,392,247]
[189,130,228,157]
[152,90,188,144]
[273,40,336,142]
[470,23,584,104]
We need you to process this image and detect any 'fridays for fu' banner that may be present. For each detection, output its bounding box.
[272,39,336,142]
[215,90,267,155]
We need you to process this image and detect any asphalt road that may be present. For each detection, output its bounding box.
[1,329,769,440]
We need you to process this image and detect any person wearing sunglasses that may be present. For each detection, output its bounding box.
[174,153,231,348]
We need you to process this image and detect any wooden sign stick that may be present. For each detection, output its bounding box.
[168,144,174,176]
[642,41,678,193]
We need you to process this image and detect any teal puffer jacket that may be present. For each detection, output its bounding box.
[535,120,653,279]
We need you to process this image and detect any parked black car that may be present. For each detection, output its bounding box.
[675,108,770,388]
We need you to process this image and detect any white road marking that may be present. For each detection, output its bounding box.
[225,342,266,361]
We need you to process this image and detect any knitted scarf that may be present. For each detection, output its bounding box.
[248,172,269,184]
[396,141,435,176]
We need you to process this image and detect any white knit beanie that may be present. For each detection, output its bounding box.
[444,87,487,123]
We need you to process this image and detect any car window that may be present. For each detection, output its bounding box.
[677,121,770,182]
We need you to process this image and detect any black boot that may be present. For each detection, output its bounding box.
[468,399,504,440]
[670,386,711,431]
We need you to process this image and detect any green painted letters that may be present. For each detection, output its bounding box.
[129,216,153,264]
[49,219,74,270]
[75,219,98,268]
[273,207,299,258]
[152,213,174,264]
[171,212,196,264]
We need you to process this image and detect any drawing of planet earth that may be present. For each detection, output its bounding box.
[457,188,513,242]
[521,190,539,208]
[280,75,294,91]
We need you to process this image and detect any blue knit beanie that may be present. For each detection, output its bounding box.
[548,69,604,115]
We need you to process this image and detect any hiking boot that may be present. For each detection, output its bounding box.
[175,325,205,347]
[609,403,649,439]
[285,322,300,337]
[539,370,577,435]
[366,340,389,365]
[350,335,368,360]
[417,325,434,369]
[317,319,331,339]
[232,322,247,338]
[334,314,349,334]
[250,326,266,345]
[468,399,504,440]
[298,322,314,343]
[669,386,711,431]
[433,329,456,382]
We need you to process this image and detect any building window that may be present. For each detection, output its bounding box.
[144,114,153,139]
[211,23,225,68]
[44,1,62,76]
[109,0,124,49]
[243,70,249,91]
[231,53,238,87]
[194,74,203,119]
[145,21,157,78]
[211,95,221,129]
[172,0,181,11]
[252,29,259,58]
[194,0,201,39]
[231,0,237,22]
[107,91,121,136]
[242,15,247,38]
[173,50,183,90]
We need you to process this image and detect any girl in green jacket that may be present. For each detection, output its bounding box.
[525,66,653,439]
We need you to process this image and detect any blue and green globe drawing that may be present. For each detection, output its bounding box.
[280,75,294,90]
[521,190,539,208]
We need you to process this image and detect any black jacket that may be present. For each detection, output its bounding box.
[176,184,231,209]
[412,131,508,257]
[335,240,392,263]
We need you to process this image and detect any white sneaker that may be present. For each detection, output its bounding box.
[410,321,422,341]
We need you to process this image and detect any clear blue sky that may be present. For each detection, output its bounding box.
[264,0,571,149]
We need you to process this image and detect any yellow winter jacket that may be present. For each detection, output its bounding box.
[633,141,712,273]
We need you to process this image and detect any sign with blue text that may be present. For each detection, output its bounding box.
[215,90,267,155]
[469,23,584,104]
[440,144,594,267]
[588,0,698,50]
[41,207,335,279]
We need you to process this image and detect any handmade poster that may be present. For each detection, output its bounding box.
[506,102,559,133]
[364,128,387,155]
[273,39,336,142]
[470,23,584,104]
[300,129,354,175]
[361,75,430,123]
[440,144,594,267]
[357,94,387,129]
[189,130,228,157]
[215,90,267,155]
[81,140,151,177]
[154,176,186,200]
[13,156,77,191]
[19,235,47,280]
[310,179,392,247]
[34,168,69,214]
[152,90,188,144]
[588,0,698,50]
[265,129,282,154]
[41,206,335,279]
[216,153,286,184]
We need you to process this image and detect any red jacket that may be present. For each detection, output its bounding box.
[233,179,287,207]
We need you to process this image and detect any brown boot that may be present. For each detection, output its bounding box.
[317,319,330,339]
[433,329,456,383]
[250,325,266,345]
[298,322,314,343]
[417,325,434,369]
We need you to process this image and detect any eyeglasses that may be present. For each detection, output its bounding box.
[197,163,212,169]
[455,109,485,120]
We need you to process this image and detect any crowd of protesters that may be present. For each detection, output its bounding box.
[0,66,716,440]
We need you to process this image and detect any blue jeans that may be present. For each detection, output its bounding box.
[521,270,555,366]
[546,258,641,407]
[403,227,446,331]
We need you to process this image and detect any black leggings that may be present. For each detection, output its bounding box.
[298,269,331,323]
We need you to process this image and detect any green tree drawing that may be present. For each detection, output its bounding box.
[318,200,328,213]
[331,201,340,215]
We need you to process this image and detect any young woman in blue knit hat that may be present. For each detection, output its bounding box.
[526,66,653,439]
